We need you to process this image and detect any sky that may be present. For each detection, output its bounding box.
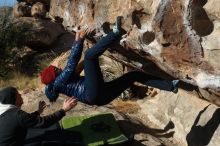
[0,0,17,6]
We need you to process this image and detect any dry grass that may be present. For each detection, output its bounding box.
[111,99,141,114]
[0,71,40,90]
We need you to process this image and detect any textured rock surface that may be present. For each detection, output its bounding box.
[49,0,220,102]
[138,89,220,146]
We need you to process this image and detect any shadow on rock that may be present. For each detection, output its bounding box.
[118,119,175,145]
[186,104,220,146]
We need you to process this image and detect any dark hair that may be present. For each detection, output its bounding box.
[0,87,18,105]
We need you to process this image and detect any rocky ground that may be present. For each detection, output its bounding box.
[20,86,220,146]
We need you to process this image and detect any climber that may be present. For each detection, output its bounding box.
[0,86,79,146]
[40,16,179,106]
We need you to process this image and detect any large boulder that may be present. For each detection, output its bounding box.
[13,17,65,47]
[49,0,220,103]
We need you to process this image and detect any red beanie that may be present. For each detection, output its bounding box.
[40,65,56,85]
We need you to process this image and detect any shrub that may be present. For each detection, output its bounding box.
[0,7,31,77]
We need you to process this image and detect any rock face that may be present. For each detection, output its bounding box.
[49,0,220,103]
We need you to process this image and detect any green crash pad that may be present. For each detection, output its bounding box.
[60,113,128,146]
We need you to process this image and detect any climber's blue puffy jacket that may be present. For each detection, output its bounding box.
[45,40,87,103]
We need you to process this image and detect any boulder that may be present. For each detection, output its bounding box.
[13,2,31,17]
[13,17,65,48]
[49,0,220,103]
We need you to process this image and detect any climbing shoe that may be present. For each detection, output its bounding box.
[113,16,123,34]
